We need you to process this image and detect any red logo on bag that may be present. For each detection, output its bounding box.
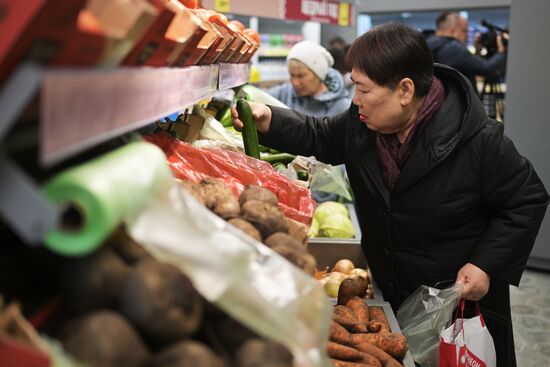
[459,346,486,367]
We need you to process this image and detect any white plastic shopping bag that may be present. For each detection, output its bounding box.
[439,300,496,367]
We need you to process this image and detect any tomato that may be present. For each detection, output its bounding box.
[177,0,198,9]
[243,28,260,44]
[228,20,245,33]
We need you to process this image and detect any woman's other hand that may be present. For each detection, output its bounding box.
[231,101,272,133]
[455,263,491,301]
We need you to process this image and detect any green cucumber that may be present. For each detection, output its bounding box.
[236,98,260,159]
[219,107,234,127]
[296,170,309,181]
[261,153,296,164]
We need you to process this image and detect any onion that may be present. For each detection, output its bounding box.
[328,271,346,282]
[349,268,369,280]
[332,259,355,274]
[324,278,342,298]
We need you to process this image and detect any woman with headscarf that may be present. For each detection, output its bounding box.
[267,40,350,117]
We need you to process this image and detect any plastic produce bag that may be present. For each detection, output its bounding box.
[309,163,352,202]
[128,183,332,367]
[193,106,245,151]
[396,283,463,367]
[287,156,353,202]
[239,84,290,109]
[145,132,315,225]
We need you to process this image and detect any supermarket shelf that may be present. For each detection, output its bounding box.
[218,63,251,90]
[41,65,219,166]
[0,62,42,142]
[0,154,59,244]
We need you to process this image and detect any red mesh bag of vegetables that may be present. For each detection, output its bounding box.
[145,132,315,225]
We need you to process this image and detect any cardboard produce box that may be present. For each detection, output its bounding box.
[329,299,416,367]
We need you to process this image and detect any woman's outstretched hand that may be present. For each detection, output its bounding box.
[231,101,273,133]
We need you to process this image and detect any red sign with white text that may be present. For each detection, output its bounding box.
[284,0,353,27]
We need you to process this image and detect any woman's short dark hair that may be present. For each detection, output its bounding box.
[345,22,434,96]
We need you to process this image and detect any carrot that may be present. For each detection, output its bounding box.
[366,320,389,334]
[331,360,377,367]
[356,342,404,367]
[327,341,363,362]
[333,305,367,333]
[346,297,370,327]
[368,306,390,331]
[361,352,383,367]
[350,333,408,360]
[330,320,352,346]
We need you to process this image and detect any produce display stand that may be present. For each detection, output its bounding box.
[308,204,385,300]
[328,298,416,367]
[0,5,419,364]
[0,62,250,246]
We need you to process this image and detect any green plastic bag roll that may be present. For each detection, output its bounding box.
[44,141,173,256]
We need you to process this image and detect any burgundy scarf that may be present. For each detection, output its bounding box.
[375,76,446,190]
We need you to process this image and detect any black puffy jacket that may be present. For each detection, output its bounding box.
[260,65,549,367]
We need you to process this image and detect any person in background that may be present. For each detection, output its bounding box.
[328,35,348,50]
[329,47,354,96]
[267,40,350,117]
[233,23,549,367]
[426,11,506,94]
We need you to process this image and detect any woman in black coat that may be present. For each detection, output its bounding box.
[232,23,548,367]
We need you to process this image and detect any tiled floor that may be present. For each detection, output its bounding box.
[510,269,550,367]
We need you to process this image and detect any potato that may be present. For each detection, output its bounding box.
[235,338,293,367]
[337,277,368,306]
[175,179,205,204]
[241,200,289,239]
[239,185,278,207]
[264,232,304,251]
[267,243,317,275]
[145,340,226,367]
[119,261,203,347]
[228,218,262,242]
[62,310,150,367]
[61,248,131,313]
[212,315,259,354]
[107,228,154,265]
[197,178,240,219]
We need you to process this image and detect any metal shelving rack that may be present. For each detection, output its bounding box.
[0,62,250,247]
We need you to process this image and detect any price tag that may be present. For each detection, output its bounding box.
[338,2,350,27]
[214,0,231,13]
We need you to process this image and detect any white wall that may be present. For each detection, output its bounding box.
[505,0,550,269]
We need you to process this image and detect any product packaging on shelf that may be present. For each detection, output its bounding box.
[216,29,245,63]
[121,0,190,66]
[239,28,260,63]
[0,0,106,86]
[218,20,251,64]
[194,10,234,65]
[87,0,160,67]
[174,9,220,66]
